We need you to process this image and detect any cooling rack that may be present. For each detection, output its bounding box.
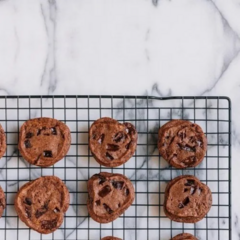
[0,96,231,240]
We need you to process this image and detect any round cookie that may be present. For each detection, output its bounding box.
[164,175,212,223]
[0,186,6,217]
[87,172,135,223]
[89,117,138,167]
[171,233,197,240]
[18,117,71,167]
[0,124,6,159]
[15,176,70,234]
[101,237,122,240]
[158,120,207,168]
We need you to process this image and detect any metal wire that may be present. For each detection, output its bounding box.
[0,96,231,240]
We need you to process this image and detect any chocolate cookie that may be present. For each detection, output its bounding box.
[101,237,122,240]
[0,124,6,159]
[0,186,6,217]
[87,172,135,223]
[158,120,207,168]
[18,117,71,167]
[171,233,197,240]
[89,117,138,167]
[15,176,70,234]
[164,175,212,223]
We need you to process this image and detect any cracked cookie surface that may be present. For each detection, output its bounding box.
[14,176,69,234]
[89,117,138,167]
[18,117,71,167]
[87,172,135,223]
[158,120,207,168]
[164,175,212,223]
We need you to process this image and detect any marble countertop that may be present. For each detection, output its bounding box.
[0,0,239,239]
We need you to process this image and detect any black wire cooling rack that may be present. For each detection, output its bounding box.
[0,95,231,240]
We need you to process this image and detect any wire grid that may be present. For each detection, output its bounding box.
[0,96,231,240]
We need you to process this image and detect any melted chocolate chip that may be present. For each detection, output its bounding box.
[53,207,60,213]
[35,207,47,218]
[190,187,197,195]
[37,129,41,136]
[51,127,57,135]
[43,151,53,158]
[41,218,58,230]
[185,179,195,186]
[125,141,132,150]
[24,140,32,148]
[113,131,125,143]
[182,197,190,206]
[112,181,124,190]
[24,198,32,205]
[106,144,120,151]
[98,134,105,144]
[103,203,113,214]
[26,132,34,138]
[95,200,101,206]
[25,207,31,218]
[178,203,184,209]
[178,197,190,209]
[98,185,112,198]
[125,188,129,196]
[106,152,114,160]
[95,175,106,184]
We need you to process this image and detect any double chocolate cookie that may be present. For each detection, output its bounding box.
[164,175,212,223]
[158,120,207,168]
[101,237,122,240]
[171,233,197,240]
[15,176,70,234]
[87,172,135,223]
[18,117,71,167]
[0,124,6,159]
[0,186,6,217]
[89,117,138,167]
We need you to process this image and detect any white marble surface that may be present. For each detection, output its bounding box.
[0,0,239,239]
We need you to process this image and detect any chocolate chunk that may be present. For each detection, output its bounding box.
[24,140,32,148]
[53,207,60,213]
[26,132,34,138]
[25,207,31,218]
[106,152,114,161]
[41,218,58,230]
[113,132,125,143]
[106,144,120,151]
[51,127,57,135]
[24,198,32,205]
[35,207,48,218]
[37,129,41,136]
[185,179,195,186]
[103,203,113,214]
[98,185,112,198]
[95,200,101,206]
[125,188,129,196]
[125,141,132,150]
[112,181,124,190]
[43,150,53,158]
[182,197,190,206]
[190,187,196,195]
